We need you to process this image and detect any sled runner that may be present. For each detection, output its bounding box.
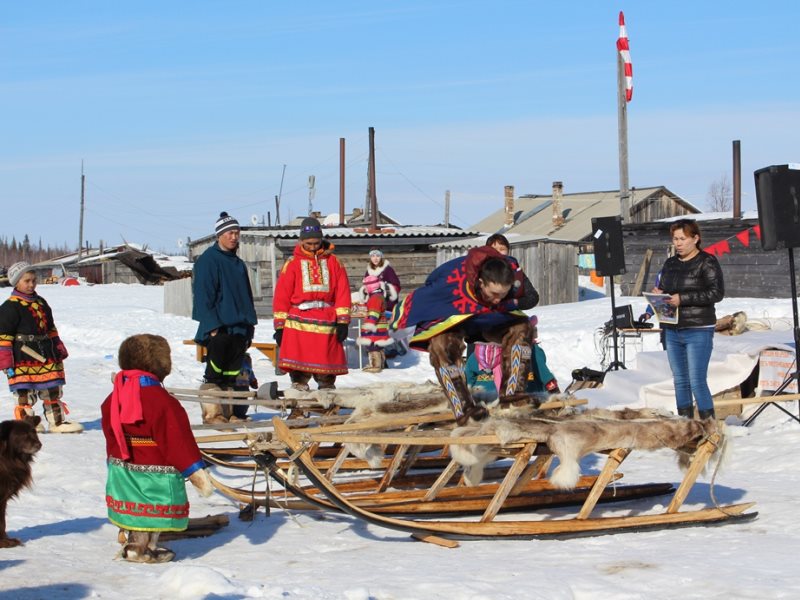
[270,415,757,541]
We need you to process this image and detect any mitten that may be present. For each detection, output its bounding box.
[54,337,69,360]
[335,323,349,343]
[0,349,13,371]
[273,329,283,347]
[188,468,215,497]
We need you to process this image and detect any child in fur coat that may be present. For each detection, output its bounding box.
[355,249,402,372]
[0,261,82,433]
[101,334,214,563]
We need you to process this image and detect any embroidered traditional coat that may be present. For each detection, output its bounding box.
[101,376,204,532]
[0,290,66,391]
[273,241,351,375]
[389,246,538,351]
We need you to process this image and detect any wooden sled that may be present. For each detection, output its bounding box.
[271,416,757,541]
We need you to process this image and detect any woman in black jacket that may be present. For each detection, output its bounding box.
[653,219,724,420]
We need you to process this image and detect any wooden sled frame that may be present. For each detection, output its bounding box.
[271,416,757,541]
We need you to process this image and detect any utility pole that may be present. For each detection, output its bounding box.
[339,138,346,226]
[367,126,378,231]
[275,164,286,227]
[78,161,86,258]
[308,175,316,216]
[444,190,450,227]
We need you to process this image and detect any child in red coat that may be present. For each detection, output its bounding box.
[101,334,214,563]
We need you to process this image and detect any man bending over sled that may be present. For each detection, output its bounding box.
[389,246,539,425]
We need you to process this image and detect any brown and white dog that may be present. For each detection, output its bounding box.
[0,415,43,548]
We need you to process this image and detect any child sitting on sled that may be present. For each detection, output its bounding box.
[465,315,559,403]
[101,334,214,563]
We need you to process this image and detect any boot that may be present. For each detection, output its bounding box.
[14,397,45,433]
[500,341,532,397]
[314,374,337,390]
[121,531,174,563]
[677,405,695,419]
[199,382,228,424]
[362,350,384,373]
[43,399,83,433]
[698,408,716,420]
[437,364,488,426]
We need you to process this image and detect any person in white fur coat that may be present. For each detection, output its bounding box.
[353,249,402,372]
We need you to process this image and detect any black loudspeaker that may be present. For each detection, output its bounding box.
[592,215,626,276]
[754,164,800,250]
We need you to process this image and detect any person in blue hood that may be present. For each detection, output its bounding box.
[192,212,258,424]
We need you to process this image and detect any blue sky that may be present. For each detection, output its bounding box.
[2,1,799,252]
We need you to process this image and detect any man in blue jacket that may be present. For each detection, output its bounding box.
[192,212,258,424]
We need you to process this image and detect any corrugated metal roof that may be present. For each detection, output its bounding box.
[469,186,699,242]
[242,225,479,240]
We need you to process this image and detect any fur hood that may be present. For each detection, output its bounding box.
[354,260,399,303]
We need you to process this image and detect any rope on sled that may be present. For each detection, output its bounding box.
[706,433,738,517]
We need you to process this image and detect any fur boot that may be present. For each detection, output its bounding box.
[199,382,227,424]
[14,395,45,433]
[362,350,384,373]
[121,531,175,563]
[429,331,488,425]
[43,399,83,434]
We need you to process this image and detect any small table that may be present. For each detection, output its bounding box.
[603,328,663,369]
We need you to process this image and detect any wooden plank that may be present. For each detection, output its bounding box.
[714,394,800,407]
[423,459,462,501]
[510,455,553,496]
[576,448,630,520]
[480,442,536,522]
[666,432,720,514]
[411,533,460,548]
[631,248,653,297]
[376,443,411,493]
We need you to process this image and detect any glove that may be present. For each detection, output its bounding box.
[335,323,349,343]
[0,350,13,371]
[273,329,283,347]
[54,337,69,360]
[188,468,215,497]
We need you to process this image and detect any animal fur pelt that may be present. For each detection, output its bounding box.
[0,416,43,548]
[449,408,720,489]
[290,381,451,467]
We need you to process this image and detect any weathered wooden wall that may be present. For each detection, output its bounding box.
[629,193,697,223]
[618,218,794,298]
[437,240,580,306]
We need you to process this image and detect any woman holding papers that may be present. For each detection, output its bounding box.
[653,219,724,420]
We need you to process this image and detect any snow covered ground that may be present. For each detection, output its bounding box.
[1,283,799,600]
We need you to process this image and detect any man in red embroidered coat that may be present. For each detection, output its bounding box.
[101,334,213,563]
[273,217,351,391]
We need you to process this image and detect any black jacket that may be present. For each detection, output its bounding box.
[657,250,724,328]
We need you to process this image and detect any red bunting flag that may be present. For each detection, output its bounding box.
[735,229,751,247]
[706,240,731,257]
[753,224,761,240]
[617,12,633,102]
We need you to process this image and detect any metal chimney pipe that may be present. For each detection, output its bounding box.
[504,186,515,227]
[339,138,346,226]
[732,140,741,219]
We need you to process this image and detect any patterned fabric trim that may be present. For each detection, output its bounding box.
[300,258,330,292]
[108,456,176,474]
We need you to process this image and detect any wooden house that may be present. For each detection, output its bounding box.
[168,224,477,319]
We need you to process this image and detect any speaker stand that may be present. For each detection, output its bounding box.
[744,246,800,426]
[606,278,626,372]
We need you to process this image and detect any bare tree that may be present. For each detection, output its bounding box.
[707,173,732,212]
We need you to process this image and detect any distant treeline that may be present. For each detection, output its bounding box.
[0,235,74,269]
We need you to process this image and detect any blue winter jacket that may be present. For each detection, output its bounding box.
[192,244,257,344]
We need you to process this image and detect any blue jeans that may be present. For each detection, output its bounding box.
[664,327,714,412]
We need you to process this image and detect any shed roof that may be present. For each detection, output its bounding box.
[469,186,700,242]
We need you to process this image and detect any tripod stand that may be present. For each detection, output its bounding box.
[744,246,800,426]
[606,279,626,372]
